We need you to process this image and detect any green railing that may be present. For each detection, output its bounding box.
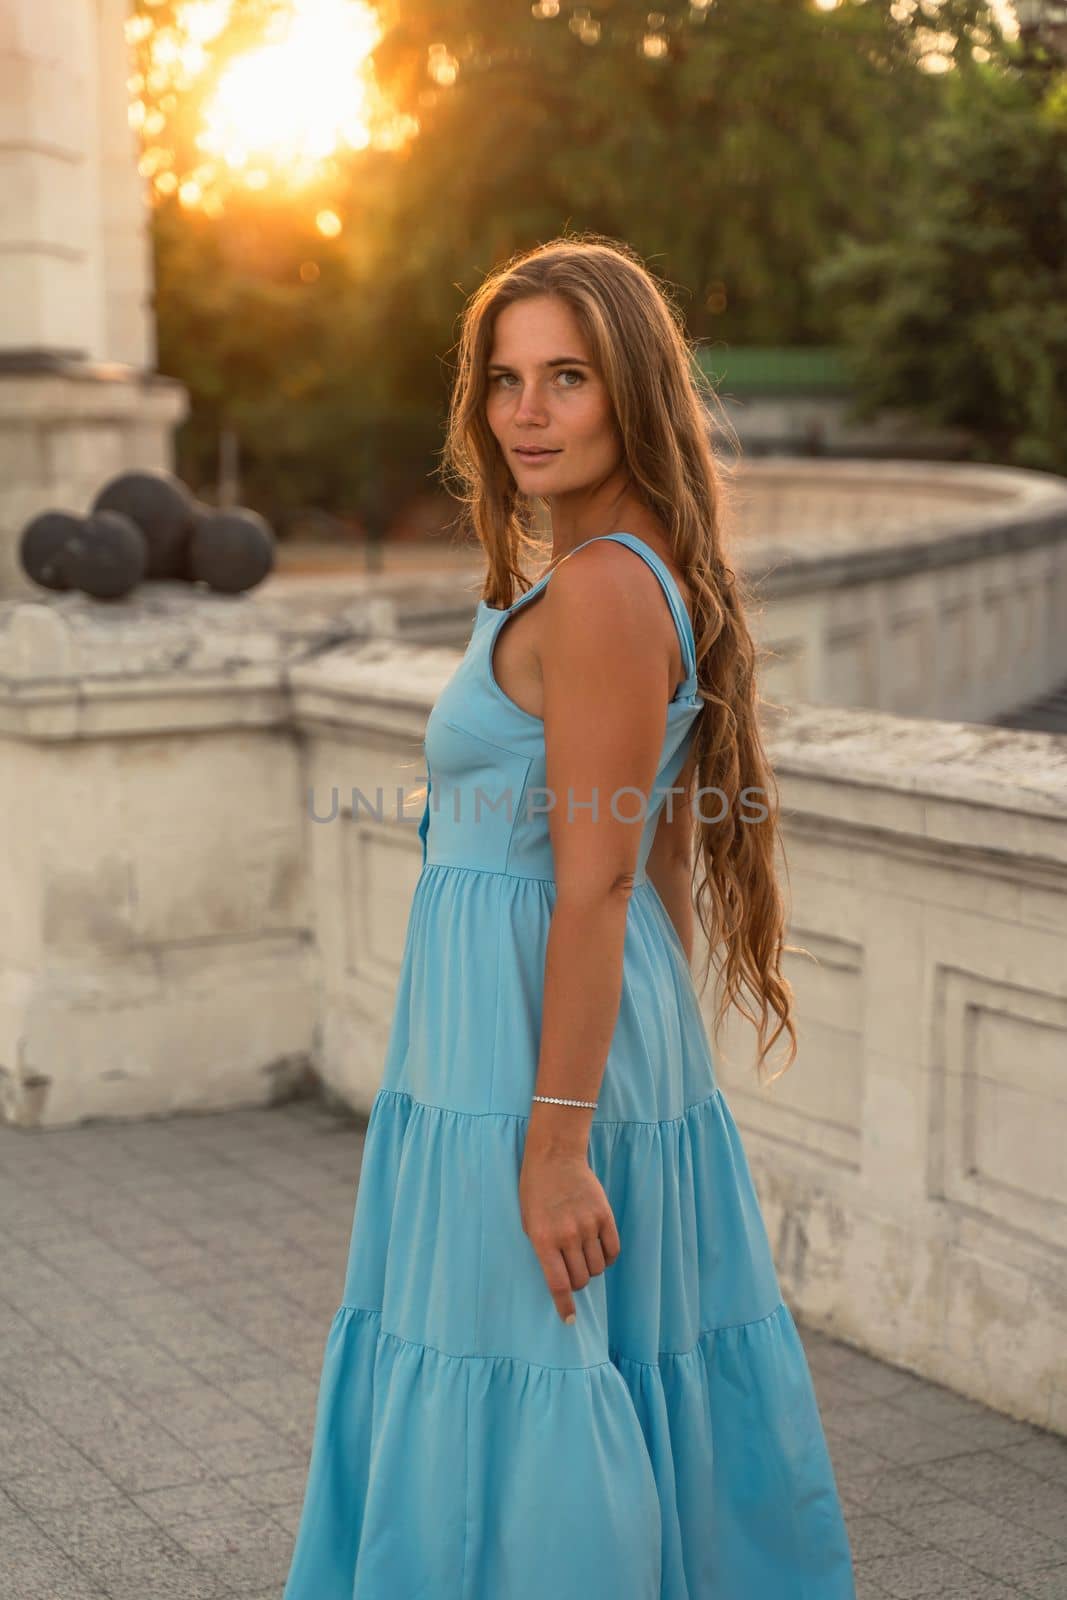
[694,345,852,396]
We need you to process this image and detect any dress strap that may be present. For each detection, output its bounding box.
[513,532,696,686]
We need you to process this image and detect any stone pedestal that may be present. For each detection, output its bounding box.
[0,360,189,597]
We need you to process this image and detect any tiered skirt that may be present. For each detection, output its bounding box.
[283,867,855,1599]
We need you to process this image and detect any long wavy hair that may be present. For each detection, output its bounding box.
[438,234,798,1081]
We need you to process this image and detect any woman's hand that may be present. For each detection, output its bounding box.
[518,1148,621,1324]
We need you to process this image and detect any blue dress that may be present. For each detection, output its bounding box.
[283,532,856,1599]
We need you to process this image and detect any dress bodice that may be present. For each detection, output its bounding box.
[417,531,702,885]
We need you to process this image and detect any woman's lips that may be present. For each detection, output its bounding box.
[514,447,560,459]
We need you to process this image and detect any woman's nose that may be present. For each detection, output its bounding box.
[513,385,548,422]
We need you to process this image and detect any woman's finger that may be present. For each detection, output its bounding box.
[599,1211,621,1263]
[537,1245,576,1323]
[582,1233,606,1278]
[561,1241,591,1293]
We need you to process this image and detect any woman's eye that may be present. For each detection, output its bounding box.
[490,370,585,388]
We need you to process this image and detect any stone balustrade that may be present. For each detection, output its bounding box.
[1,457,1065,1431]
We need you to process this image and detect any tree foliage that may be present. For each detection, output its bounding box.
[144,0,1036,522]
[813,54,1067,473]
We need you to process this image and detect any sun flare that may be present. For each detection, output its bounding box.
[128,0,418,212]
[202,0,380,168]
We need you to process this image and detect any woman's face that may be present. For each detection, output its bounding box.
[485,294,622,495]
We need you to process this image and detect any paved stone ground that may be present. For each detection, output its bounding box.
[2,1100,1066,1600]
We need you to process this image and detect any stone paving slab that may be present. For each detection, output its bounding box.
[2,1100,1066,1600]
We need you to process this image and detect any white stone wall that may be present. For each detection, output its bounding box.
[0,0,175,598]
[757,529,1067,722]
[1,498,1065,1431]
[0,595,319,1126]
[731,460,1067,723]
[299,645,1067,1433]
[284,655,1067,1432]
[713,705,1067,1435]
[96,0,154,369]
[0,0,151,363]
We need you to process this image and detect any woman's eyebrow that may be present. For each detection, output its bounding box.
[486,356,593,371]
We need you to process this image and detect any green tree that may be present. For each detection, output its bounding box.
[812,56,1067,472]
[367,0,1000,345]
[146,0,1018,521]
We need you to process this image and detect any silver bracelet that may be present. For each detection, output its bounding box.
[531,1094,598,1109]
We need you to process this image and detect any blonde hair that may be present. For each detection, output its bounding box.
[439,233,798,1080]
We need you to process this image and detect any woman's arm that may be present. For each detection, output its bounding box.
[517,542,679,1324]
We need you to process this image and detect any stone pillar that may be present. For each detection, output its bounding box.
[0,0,188,595]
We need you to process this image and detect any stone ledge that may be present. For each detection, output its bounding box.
[727,459,1067,596]
[766,702,1067,820]
[0,362,189,422]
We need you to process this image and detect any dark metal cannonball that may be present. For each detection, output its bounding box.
[62,510,147,600]
[90,468,195,579]
[187,507,275,593]
[173,499,216,582]
[19,510,83,591]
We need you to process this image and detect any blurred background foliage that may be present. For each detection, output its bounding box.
[812,56,1067,472]
[137,0,1067,530]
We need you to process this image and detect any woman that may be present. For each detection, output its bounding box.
[282,236,856,1599]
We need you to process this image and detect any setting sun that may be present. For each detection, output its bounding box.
[128,0,419,210]
[200,0,380,171]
